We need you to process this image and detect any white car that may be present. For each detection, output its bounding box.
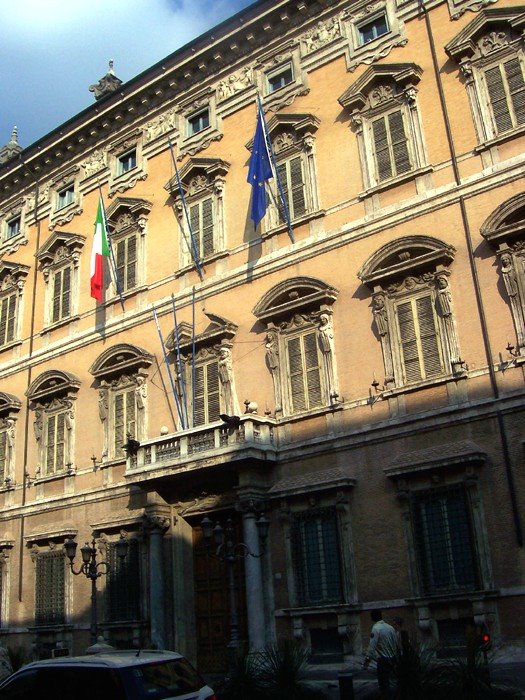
[0,649,216,700]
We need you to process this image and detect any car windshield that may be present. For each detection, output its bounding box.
[132,658,204,698]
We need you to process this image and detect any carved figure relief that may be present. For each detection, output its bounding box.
[303,18,340,53]
[82,150,106,178]
[265,332,282,414]
[218,346,234,415]
[217,68,253,101]
[318,313,339,403]
[144,108,177,142]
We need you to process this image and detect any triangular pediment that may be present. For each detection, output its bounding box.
[36,230,85,266]
[339,63,422,112]
[164,157,230,196]
[445,7,525,62]
[166,311,237,353]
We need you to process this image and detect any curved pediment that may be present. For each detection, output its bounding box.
[358,236,456,287]
[90,343,153,379]
[26,370,81,402]
[166,310,237,353]
[481,193,525,246]
[253,276,338,322]
[0,392,21,413]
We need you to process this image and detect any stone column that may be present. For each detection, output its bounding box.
[144,511,170,650]
[241,509,266,651]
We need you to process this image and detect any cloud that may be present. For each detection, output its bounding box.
[0,0,253,149]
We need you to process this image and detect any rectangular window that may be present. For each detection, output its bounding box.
[189,197,215,259]
[411,485,479,595]
[372,109,411,182]
[193,359,220,427]
[484,58,525,134]
[358,14,389,45]
[395,293,443,383]
[188,109,210,136]
[117,149,137,175]
[35,550,65,626]
[56,185,74,210]
[45,411,66,476]
[6,216,20,240]
[276,156,307,223]
[286,329,323,413]
[115,233,137,293]
[0,293,17,347]
[107,539,140,622]
[291,507,343,605]
[51,267,72,323]
[114,388,136,457]
[267,64,294,93]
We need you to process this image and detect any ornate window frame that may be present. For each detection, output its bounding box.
[108,130,147,197]
[445,8,525,149]
[481,192,525,361]
[0,261,29,351]
[0,393,21,490]
[253,277,340,417]
[339,63,429,195]
[49,166,82,230]
[447,0,499,21]
[166,311,239,428]
[342,0,407,73]
[0,199,27,254]
[164,158,229,271]
[90,344,153,463]
[27,370,80,481]
[105,197,152,299]
[384,441,493,629]
[358,236,464,393]
[0,540,14,628]
[177,89,222,159]
[256,44,309,113]
[36,231,85,330]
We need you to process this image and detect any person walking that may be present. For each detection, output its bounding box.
[363,609,398,699]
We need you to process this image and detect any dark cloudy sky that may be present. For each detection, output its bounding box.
[0,0,255,151]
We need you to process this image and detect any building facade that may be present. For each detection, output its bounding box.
[0,0,524,670]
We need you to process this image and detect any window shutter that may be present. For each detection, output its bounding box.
[62,266,71,319]
[0,430,6,482]
[6,294,16,343]
[193,365,206,426]
[114,393,124,455]
[289,156,306,218]
[372,116,393,182]
[190,203,201,258]
[206,361,220,423]
[287,331,323,413]
[304,331,322,408]
[504,57,525,126]
[0,298,8,345]
[485,64,513,133]
[46,414,56,474]
[416,295,442,378]
[397,300,422,382]
[116,239,126,292]
[52,271,62,323]
[126,388,137,439]
[388,110,411,175]
[277,162,289,223]
[193,361,220,426]
[201,197,214,258]
[126,234,137,290]
[288,335,307,412]
[56,412,65,472]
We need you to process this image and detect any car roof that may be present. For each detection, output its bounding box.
[21,650,186,670]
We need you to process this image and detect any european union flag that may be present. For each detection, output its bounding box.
[247,104,273,226]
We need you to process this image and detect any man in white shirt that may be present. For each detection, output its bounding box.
[363,609,398,699]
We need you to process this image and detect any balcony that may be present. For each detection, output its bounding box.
[125,415,277,485]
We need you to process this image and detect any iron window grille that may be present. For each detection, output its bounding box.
[291,507,343,606]
[35,550,65,626]
[411,484,479,595]
[106,539,141,622]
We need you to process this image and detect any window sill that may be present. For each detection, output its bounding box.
[279,400,344,424]
[104,284,148,307]
[175,249,229,278]
[474,124,525,154]
[407,588,499,605]
[41,315,80,335]
[262,209,326,240]
[379,371,467,399]
[109,166,148,196]
[178,127,223,159]
[34,469,76,485]
[276,602,357,617]
[359,166,434,199]
[0,339,22,354]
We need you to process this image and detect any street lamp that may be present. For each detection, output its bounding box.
[200,514,269,657]
[64,536,128,645]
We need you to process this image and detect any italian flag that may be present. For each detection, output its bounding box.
[90,195,110,302]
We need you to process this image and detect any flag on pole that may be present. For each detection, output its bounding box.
[247,101,273,226]
[90,195,110,302]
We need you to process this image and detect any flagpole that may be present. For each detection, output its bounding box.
[97,184,126,312]
[167,137,204,281]
[152,306,185,429]
[171,294,189,429]
[257,95,295,244]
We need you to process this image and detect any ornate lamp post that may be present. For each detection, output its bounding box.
[200,514,269,658]
[64,536,128,645]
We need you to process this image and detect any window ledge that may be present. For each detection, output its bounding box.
[40,315,80,335]
[474,124,525,154]
[34,469,76,485]
[379,371,467,399]
[263,209,326,240]
[359,166,434,199]
[276,602,358,617]
[0,339,22,353]
[406,589,499,605]
[279,400,344,424]
[104,285,148,307]
[175,250,230,278]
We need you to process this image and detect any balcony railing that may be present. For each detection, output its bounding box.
[126,415,277,479]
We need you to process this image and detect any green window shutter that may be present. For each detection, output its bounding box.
[372,116,393,182]
[289,156,306,218]
[416,295,442,378]
[114,393,125,455]
[206,360,220,423]
[505,57,525,126]
[485,64,513,133]
[201,197,214,258]
[62,266,71,319]
[52,270,62,323]
[126,234,137,290]
[116,239,126,292]
[397,294,442,383]
[46,414,57,475]
[6,295,16,343]
[193,360,220,426]
[388,110,411,175]
[287,330,323,413]
[0,430,6,482]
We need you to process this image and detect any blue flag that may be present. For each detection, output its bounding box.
[247,104,273,226]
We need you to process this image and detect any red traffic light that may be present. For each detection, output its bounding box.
[482,633,490,643]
